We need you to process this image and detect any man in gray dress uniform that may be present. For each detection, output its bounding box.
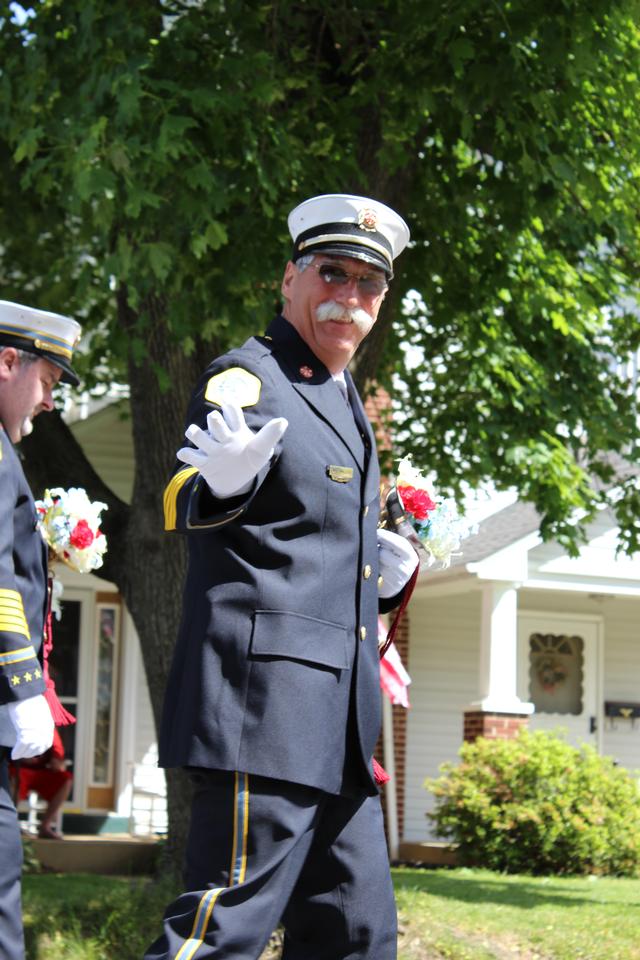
[148,194,417,959]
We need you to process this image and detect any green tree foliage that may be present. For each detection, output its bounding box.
[0,1,638,549]
[426,730,640,876]
[1,0,640,866]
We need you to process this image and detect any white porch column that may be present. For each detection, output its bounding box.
[472,581,533,715]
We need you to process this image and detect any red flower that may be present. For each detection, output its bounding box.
[398,483,436,521]
[69,519,95,549]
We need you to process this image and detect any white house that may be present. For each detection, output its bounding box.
[399,498,640,856]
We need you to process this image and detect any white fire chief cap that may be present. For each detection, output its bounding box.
[288,193,410,277]
[0,300,81,385]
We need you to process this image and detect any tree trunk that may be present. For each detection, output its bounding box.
[117,292,218,875]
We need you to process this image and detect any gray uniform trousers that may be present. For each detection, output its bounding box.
[144,769,397,960]
[0,752,25,960]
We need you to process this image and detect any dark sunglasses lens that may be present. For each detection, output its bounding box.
[318,263,386,295]
[359,277,386,295]
[319,265,348,284]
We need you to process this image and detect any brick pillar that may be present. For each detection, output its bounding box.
[463,710,530,743]
[376,607,409,847]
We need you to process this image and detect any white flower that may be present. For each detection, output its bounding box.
[396,456,436,494]
[35,487,108,574]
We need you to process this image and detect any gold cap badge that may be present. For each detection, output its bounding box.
[358,208,378,232]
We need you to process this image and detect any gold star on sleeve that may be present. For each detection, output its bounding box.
[11,675,20,686]
[24,671,32,682]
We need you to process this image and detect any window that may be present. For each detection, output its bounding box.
[91,603,120,785]
[527,632,584,716]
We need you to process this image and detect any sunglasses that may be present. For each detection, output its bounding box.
[312,262,388,297]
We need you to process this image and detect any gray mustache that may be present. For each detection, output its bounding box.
[315,301,371,332]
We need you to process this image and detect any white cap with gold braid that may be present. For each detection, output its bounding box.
[288,193,410,278]
[0,300,81,386]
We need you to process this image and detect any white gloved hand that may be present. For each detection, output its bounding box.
[8,695,55,760]
[377,527,419,599]
[177,400,288,499]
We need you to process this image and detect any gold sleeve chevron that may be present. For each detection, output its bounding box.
[0,644,38,668]
[164,467,199,531]
[0,588,31,639]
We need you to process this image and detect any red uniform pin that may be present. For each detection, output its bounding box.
[299,365,314,379]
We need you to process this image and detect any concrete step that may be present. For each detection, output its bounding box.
[29,834,159,875]
[397,841,458,867]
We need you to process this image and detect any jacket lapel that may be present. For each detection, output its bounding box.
[265,316,366,471]
[345,370,381,504]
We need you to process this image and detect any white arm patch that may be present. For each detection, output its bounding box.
[204,367,262,408]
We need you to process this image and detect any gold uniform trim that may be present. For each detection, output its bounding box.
[0,644,37,667]
[0,589,30,639]
[163,467,199,531]
[0,324,74,359]
[33,338,73,359]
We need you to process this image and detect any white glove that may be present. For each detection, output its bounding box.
[8,695,55,760]
[177,400,288,499]
[377,527,419,599]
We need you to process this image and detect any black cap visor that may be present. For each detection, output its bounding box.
[292,221,394,277]
[299,242,393,278]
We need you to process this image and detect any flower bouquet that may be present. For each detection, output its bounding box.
[380,457,475,570]
[35,487,108,574]
[34,488,108,727]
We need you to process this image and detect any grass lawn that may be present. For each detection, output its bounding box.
[21,867,640,959]
[394,867,640,960]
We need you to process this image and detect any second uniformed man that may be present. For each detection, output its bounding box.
[0,300,81,960]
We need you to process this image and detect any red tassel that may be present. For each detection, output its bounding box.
[42,576,76,727]
[373,758,390,785]
[44,685,76,726]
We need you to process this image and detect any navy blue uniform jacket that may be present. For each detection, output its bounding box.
[160,314,398,796]
[0,430,47,746]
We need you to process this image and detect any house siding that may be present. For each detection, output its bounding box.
[404,589,481,843]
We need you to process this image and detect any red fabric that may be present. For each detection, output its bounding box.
[380,635,411,708]
[43,576,76,726]
[9,729,72,801]
[374,560,420,786]
[14,766,72,803]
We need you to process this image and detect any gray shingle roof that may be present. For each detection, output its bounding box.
[449,501,542,567]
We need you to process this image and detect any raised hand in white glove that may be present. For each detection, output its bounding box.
[377,527,419,599]
[8,695,54,760]
[177,400,288,500]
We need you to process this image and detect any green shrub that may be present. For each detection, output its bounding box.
[425,729,640,876]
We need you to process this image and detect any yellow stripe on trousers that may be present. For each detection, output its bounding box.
[174,772,249,960]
